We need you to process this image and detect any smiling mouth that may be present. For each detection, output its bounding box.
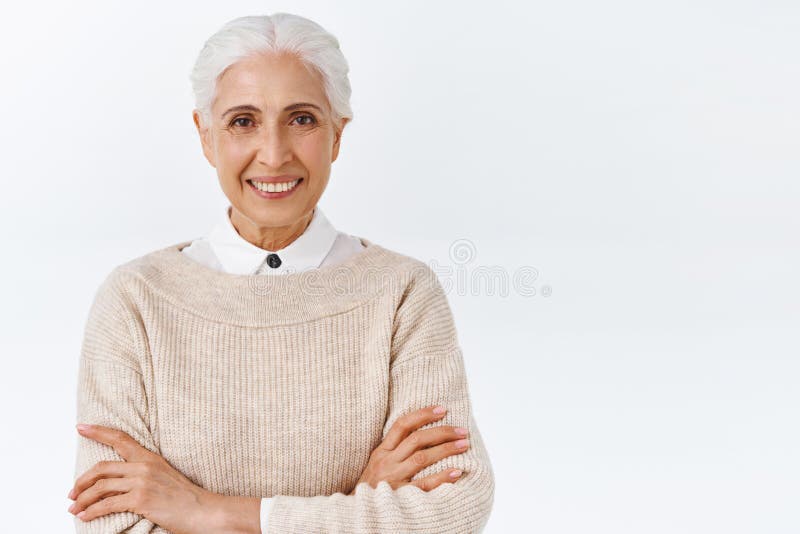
[246,178,304,193]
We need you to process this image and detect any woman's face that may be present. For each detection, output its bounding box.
[193,52,347,240]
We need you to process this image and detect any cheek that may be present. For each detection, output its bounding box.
[296,135,334,171]
[217,138,254,173]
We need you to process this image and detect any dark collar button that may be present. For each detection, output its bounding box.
[266,253,282,269]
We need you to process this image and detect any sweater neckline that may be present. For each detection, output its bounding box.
[129,236,403,326]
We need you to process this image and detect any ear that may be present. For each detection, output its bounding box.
[331,117,349,162]
[193,109,216,168]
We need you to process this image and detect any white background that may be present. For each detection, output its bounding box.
[1,1,798,532]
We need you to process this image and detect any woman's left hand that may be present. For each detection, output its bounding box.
[67,423,222,534]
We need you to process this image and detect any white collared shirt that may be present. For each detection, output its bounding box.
[181,203,365,533]
[182,204,365,275]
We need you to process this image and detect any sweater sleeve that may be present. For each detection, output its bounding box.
[72,270,170,534]
[266,263,496,533]
[260,497,274,533]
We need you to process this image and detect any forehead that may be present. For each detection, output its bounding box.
[213,53,329,114]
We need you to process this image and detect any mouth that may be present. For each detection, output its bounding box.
[246,177,303,192]
[246,177,304,199]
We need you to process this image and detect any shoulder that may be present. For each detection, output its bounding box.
[113,239,194,276]
[356,237,428,273]
[361,240,446,302]
[92,240,193,302]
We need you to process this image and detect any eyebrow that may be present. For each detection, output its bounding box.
[220,102,323,119]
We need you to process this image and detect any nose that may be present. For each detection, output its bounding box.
[255,123,293,169]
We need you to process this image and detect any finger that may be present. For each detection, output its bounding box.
[406,468,464,492]
[381,405,447,451]
[75,493,134,522]
[70,460,139,502]
[397,438,469,480]
[69,477,132,517]
[392,425,468,462]
[76,424,155,463]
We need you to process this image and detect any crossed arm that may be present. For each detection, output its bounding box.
[68,404,472,532]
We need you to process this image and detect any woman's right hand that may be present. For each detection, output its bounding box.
[348,405,470,495]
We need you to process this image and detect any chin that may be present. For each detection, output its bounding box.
[245,202,306,225]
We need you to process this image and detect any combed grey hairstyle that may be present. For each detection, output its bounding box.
[190,13,353,127]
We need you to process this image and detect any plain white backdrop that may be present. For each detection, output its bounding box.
[1,1,798,532]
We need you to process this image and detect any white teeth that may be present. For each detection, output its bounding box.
[250,179,301,193]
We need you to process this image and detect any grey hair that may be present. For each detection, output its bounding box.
[190,13,353,127]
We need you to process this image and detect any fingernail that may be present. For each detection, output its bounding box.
[68,503,76,513]
[449,469,462,478]
[77,511,86,520]
[76,424,91,432]
[68,489,75,500]
[455,439,469,448]
[455,427,468,436]
[433,406,446,414]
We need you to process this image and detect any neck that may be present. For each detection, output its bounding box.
[228,206,314,251]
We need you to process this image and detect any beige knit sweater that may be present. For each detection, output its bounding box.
[73,237,495,533]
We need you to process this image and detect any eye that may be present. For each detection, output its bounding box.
[293,114,317,126]
[230,117,254,128]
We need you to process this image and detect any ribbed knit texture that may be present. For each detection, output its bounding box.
[73,237,495,533]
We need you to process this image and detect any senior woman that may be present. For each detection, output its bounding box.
[67,13,494,534]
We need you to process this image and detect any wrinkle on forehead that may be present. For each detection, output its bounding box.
[212,52,330,118]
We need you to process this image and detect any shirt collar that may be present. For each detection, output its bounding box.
[207,205,339,275]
